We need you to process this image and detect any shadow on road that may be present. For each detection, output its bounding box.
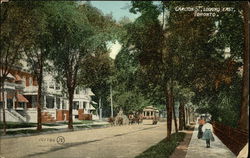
[25,125,159,158]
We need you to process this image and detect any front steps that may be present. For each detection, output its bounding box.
[41,111,56,123]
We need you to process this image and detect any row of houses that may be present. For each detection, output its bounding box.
[0,65,98,123]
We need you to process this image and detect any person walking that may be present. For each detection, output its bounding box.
[202,120,215,148]
[197,118,205,139]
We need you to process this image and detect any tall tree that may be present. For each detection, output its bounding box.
[50,2,115,128]
[126,1,179,137]
[164,1,244,129]
[78,3,118,118]
[24,1,55,131]
[48,2,93,129]
[0,1,34,134]
[78,52,114,118]
[113,47,151,115]
[238,1,249,130]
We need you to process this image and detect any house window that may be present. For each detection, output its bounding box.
[49,82,54,89]
[22,77,26,86]
[62,101,66,109]
[46,96,54,108]
[31,96,38,108]
[29,77,33,86]
[75,88,80,94]
[18,102,25,108]
[7,99,13,109]
[83,102,86,109]
[73,101,79,110]
[56,98,60,109]
[55,82,60,90]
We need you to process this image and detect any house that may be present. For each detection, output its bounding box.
[0,67,98,123]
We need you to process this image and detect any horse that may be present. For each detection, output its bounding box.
[108,117,115,126]
[128,114,134,125]
[117,117,123,126]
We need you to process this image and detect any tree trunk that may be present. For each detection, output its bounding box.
[179,101,184,130]
[36,69,43,130]
[110,85,113,118]
[239,2,249,131]
[1,82,7,135]
[68,91,73,129]
[190,108,195,123]
[172,97,178,133]
[188,108,191,124]
[185,107,189,126]
[99,97,102,120]
[183,104,186,129]
[166,88,172,137]
[187,107,190,125]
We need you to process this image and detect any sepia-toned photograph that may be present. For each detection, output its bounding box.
[0,1,249,158]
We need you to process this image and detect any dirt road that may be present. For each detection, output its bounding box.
[0,122,168,158]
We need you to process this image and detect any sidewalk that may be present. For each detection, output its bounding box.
[5,120,109,131]
[185,123,236,158]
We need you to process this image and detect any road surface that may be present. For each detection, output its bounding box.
[0,122,168,158]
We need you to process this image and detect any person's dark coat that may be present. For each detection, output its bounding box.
[197,124,203,139]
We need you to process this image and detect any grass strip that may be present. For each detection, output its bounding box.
[0,128,58,135]
[61,120,95,125]
[75,124,106,129]
[0,122,36,129]
[0,120,97,129]
[135,132,186,158]
[42,123,63,126]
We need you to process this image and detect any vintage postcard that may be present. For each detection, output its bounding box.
[0,1,249,158]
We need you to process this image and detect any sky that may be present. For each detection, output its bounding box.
[89,1,162,59]
[90,1,139,59]
[90,1,140,21]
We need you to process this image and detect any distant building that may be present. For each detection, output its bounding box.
[142,106,159,119]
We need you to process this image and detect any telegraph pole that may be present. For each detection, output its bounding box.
[110,84,113,118]
[99,97,102,120]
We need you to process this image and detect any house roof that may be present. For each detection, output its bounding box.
[16,94,29,103]
[91,101,97,104]
[143,106,159,112]
[14,74,22,81]
[0,93,29,103]
[7,73,15,79]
